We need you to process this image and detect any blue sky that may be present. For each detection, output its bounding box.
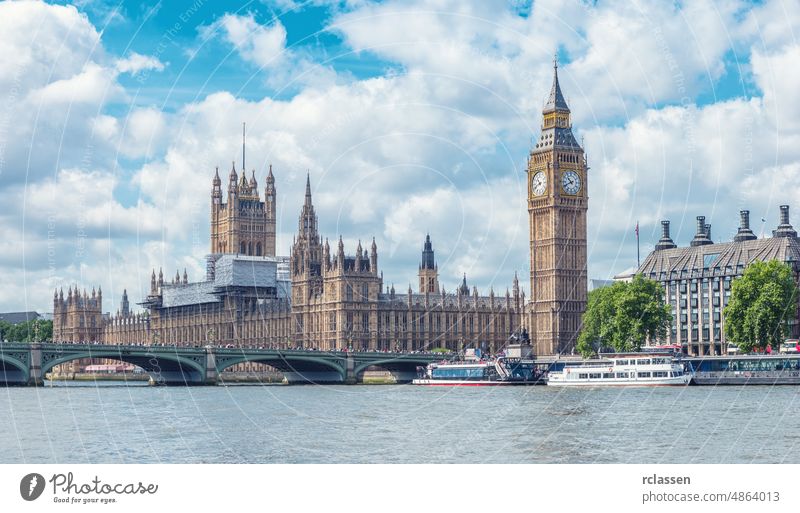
[1,0,799,314]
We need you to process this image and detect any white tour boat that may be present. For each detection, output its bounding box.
[546,353,691,387]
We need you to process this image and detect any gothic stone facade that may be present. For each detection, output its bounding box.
[636,207,800,356]
[54,167,524,358]
[290,177,525,353]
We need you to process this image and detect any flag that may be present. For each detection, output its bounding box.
[635,221,639,237]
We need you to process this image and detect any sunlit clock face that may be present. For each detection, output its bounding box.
[561,170,581,195]
[531,171,547,196]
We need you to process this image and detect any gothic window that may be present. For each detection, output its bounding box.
[346,285,353,302]
[240,242,246,254]
[256,243,262,256]
[361,283,369,301]
[362,313,369,333]
[248,242,253,255]
[329,313,336,332]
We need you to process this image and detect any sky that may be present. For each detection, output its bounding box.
[1,0,799,315]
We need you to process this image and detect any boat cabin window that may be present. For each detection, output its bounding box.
[431,367,486,379]
[616,359,629,365]
[589,373,601,379]
[651,357,668,364]
[637,371,651,378]
[602,373,614,379]
[639,359,651,365]
[652,371,668,378]
[615,372,628,378]
[578,373,588,379]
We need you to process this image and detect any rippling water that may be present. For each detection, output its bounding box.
[2,383,799,463]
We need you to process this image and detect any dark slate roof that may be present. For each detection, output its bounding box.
[637,236,800,279]
[532,126,581,151]
[0,311,41,324]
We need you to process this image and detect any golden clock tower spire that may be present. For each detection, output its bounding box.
[526,56,588,355]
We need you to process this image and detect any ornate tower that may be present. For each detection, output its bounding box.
[209,126,277,257]
[291,173,324,302]
[265,165,277,256]
[527,56,588,355]
[418,234,439,294]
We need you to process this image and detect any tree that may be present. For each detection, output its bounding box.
[724,259,798,353]
[577,275,672,357]
[0,319,52,342]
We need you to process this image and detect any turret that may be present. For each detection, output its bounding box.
[355,240,363,270]
[370,237,378,274]
[513,271,520,299]
[212,167,222,205]
[228,162,238,198]
[150,270,156,294]
[459,274,469,296]
[121,289,130,316]
[183,268,188,284]
[249,170,258,195]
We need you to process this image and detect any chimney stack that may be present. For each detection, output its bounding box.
[773,205,797,238]
[734,210,757,242]
[655,220,677,250]
[705,223,712,243]
[690,215,712,247]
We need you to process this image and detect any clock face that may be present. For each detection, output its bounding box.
[561,170,581,195]
[531,171,547,196]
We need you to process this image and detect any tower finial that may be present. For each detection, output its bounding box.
[553,50,558,70]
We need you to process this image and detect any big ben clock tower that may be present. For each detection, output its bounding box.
[527,57,588,355]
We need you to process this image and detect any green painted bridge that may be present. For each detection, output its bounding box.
[0,343,450,386]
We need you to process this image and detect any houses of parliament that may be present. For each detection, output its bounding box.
[53,61,589,357]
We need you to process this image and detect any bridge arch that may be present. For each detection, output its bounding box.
[0,352,29,384]
[353,357,434,383]
[215,354,347,383]
[40,350,206,385]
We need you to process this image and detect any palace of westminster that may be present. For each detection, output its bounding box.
[53,61,589,358]
[53,60,800,359]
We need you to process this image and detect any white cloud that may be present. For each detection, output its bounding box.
[115,52,165,75]
[206,13,288,69]
[4,0,800,315]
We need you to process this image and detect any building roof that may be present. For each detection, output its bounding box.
[637,235,800,278]
[0,311,41,324]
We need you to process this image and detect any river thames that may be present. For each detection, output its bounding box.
[2,383,799,464]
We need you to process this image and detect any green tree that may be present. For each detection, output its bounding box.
[1,319,53,342]
[0,320,12,342]
[724,260,798,353]
[577,274,672,357]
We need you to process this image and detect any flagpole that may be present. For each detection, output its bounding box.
[636,221,640,268]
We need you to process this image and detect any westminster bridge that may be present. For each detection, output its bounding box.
[0,343,451,386]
